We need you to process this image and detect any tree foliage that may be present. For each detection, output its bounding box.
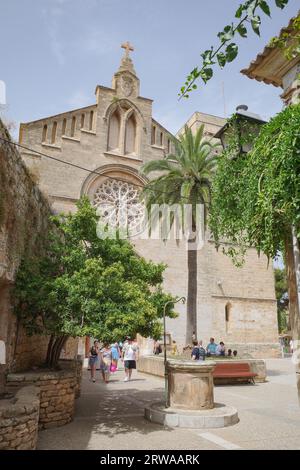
[269,14,300,59]
[14,198,177,366]
[142,125,220,221]
[179,0,292,98]
[209,103,300,265]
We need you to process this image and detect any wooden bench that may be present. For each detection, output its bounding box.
[213,362,257,384]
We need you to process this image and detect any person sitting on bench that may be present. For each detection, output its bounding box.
[206,337,217,356]
[216,341,226,356]
[191,340,206,361]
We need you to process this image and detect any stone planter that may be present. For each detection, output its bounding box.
[0,385,40,450]
[167,359,215,410]
[7,369,76,429]
[59,357,83,398]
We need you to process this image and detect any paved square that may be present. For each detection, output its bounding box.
[37,359,300,450]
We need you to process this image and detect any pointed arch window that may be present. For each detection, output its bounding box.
[159,131,163,147]
[62,118,67,135]
[51,121,57,144]
[108,109,121,151]
[71,116,76,137]
[42,124,47,143]
[225,302,231,334]
[151,125,156,145]
[125,113,136,154]
[89,110,94,131]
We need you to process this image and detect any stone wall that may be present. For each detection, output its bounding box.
[0,119,52,374]
[0,385,40,449]
[0,120,79,374]
[59,357,83,398]
[6,367,77,429]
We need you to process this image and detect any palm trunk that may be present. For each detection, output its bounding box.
[186,238,197,345]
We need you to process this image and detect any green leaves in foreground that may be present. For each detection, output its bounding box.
[179,0,290,98]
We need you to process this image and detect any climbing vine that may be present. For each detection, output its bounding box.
[179,0,292,98]
[209,103,300,264]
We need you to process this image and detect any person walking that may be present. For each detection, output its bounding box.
[99,342,112,384]
[122,337,139,382]
[111,342,121,372]
[88,340,99,383]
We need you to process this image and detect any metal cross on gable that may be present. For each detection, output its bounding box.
[121,41,134,58]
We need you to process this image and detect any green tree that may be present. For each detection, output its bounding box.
[274,268,289,333]
[14,198,177,368]
[209,103,300,338]
[179,0,295,98]
[141,125,220,344]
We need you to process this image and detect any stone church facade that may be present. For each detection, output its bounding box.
[18,45,280,358]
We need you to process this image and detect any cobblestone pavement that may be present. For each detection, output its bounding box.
[37,358,300,450]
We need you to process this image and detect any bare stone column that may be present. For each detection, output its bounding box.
[167,360,216,410]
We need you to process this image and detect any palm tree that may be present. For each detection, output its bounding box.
[141,125,220,345]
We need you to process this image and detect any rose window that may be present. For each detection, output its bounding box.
[93,178,145,234]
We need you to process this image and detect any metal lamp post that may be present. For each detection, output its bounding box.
[163,296,186,408]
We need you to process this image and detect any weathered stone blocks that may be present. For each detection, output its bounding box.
[6,362,81,430]
[0,385,40,450]
[167,360,216,410]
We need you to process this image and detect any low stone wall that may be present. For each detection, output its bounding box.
[138,355,165,377]
[0,385,40,449]
[6,369,76,429]
[182,343,281,360]
[225,343,281,359]
[138,355,267,383]
[59,357,83,398]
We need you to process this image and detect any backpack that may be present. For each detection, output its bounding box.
[192,347,200,360]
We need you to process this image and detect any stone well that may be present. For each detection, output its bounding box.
[167,360,215,410]
[145,359,238,429]
[0,385,40,450]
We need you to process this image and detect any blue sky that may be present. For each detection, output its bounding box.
[0,0,298,135]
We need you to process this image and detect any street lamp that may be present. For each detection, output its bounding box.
[214,105,266,154]
[163,296,186,408]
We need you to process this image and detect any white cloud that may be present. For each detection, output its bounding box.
[42,0,70,66]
